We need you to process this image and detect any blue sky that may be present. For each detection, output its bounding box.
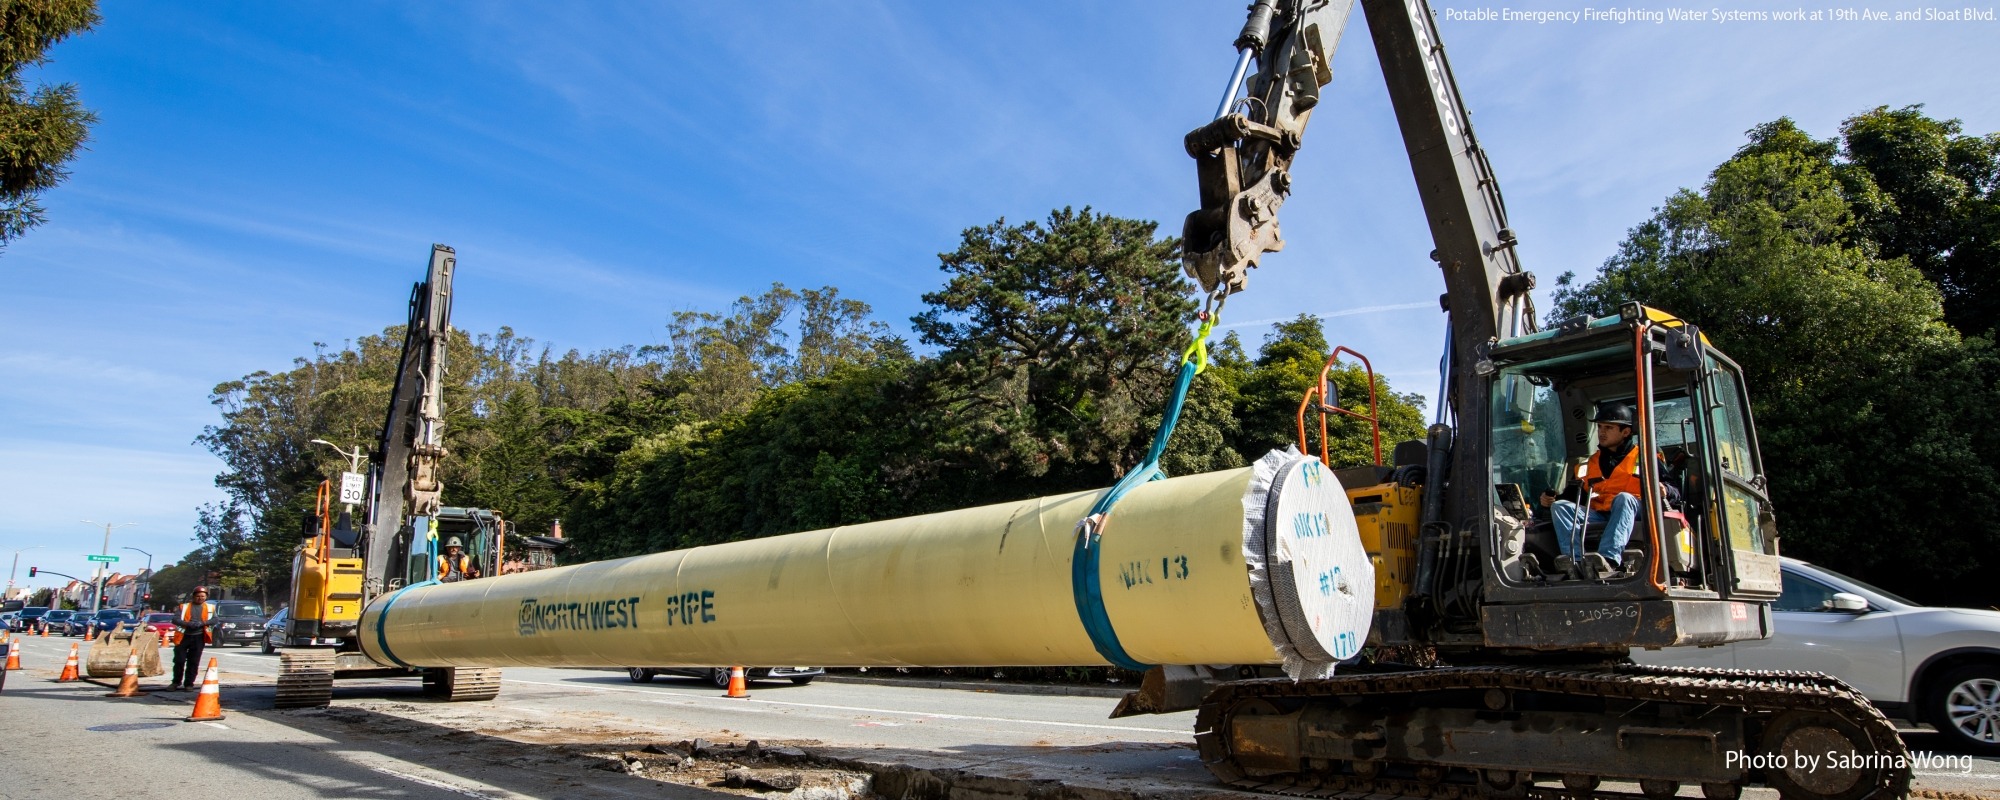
[2,1,1993,592]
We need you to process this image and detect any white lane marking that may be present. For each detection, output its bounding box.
[501,677,1187,735]
[367,765,501,799]
[201,721,230,730]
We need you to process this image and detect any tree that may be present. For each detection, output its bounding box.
[148,562,200,606]
[656,283,903,421]
[913,207,1196,484]
[1224,315,1426,468]
[0,0,98,249]
[1836,106,1999,335]
[1550,112,2000,606]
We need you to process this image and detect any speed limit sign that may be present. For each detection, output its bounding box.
[339,472,366,505]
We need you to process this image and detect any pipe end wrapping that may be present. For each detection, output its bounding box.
[1243,449,1374,679]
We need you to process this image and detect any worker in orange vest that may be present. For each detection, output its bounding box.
[171,587,218,690]
[437,538,480,583]
[1538,402,1675,580]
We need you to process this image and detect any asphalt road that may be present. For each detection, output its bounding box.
[4,632,1998,800]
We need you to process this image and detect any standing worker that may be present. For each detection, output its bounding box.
[437,538,480,583]
[171,587,217,690]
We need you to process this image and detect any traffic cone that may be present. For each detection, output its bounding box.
[4,639,19,670]
[106,652,146,697]
[162,628,174,646]
[39,623,48,637]
[186,658,224,721]
[56,643,79,681]
[725,665,750,698]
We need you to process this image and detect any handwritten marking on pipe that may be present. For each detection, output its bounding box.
[516,596,644,636]
[1330,630,1359,660]
[1117,554,1191,589]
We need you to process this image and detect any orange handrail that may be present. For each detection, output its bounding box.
[1295,346,1383,466]
[1632,324,1667,592]
[315,480,333,560]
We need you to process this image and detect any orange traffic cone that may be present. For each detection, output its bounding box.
[186,658,224,721]
[162,628,174,646]
[56,643,79,681]
[106,652,146,697]
[725,665,750,698]
[4,638,19,671]
[39,623,48,637]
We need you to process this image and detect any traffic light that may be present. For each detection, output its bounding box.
[26,567,34,577]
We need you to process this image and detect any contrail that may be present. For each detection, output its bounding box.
[1214,301,1435,331]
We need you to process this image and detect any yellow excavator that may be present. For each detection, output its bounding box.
[276,245,546,707]
[1159,0,1903,797]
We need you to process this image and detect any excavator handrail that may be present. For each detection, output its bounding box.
[1295,345,1382,466]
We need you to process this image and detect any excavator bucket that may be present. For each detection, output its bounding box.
[84,626,166,678]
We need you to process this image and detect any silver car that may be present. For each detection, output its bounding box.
[1634,557,2000,754]
[627,666,823,688]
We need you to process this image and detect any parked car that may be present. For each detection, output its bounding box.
[1633,557,2000,754]
[135,612,177,637]
[12,606,49,632]
[61,612,95,636]
[87,608,136,634]
[211,600,266,647]
[262,608,286,654]
[40,609,74,632]
[0,610,17,630]
[627,666,824,688]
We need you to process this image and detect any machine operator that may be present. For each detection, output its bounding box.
[438,537,481,583]
[1537,402,1673,580]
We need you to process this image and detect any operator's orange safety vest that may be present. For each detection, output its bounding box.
[1584,444,1651,512]
[438,553,472,580]
[177,601,215,644]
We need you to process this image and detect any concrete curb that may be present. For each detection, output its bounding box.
[817,672,1131,699]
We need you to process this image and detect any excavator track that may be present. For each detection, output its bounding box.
[274,649,337,709]
[1195,664,1909,800]
[422,667,502,702]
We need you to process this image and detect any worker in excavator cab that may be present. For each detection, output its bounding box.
[1537,402,1674,581]
[437,538,480,583]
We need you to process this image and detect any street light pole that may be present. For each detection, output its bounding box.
[123,547,154,610]
[7,546,42,595]
[79,520,135,614]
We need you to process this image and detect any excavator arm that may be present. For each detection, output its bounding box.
[1183,0,1540,621]
[363,244,456,596]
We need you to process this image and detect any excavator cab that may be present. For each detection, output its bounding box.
[1467,303,1782,651]
[393,508,508,588]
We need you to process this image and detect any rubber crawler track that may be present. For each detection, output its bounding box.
[1194,663,1910,800]
[274,649,336,709]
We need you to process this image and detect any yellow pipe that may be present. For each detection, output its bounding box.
[360,452,1371,673]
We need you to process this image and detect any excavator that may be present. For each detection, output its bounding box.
[274,244,516,707]
[1163,0,1908,797]
[329,4,1908,798]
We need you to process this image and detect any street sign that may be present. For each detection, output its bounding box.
[339,471,366,505]
[86,554,119,563]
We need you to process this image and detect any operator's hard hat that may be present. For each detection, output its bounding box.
[1590,402,1636,427]
[444,537,463,549]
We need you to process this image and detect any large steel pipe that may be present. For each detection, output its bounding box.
[360,452,1371,674]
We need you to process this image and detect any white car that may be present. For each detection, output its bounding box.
[1634,557,2000,754]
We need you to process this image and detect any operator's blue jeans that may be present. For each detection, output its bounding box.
[1552,493,1638,565]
